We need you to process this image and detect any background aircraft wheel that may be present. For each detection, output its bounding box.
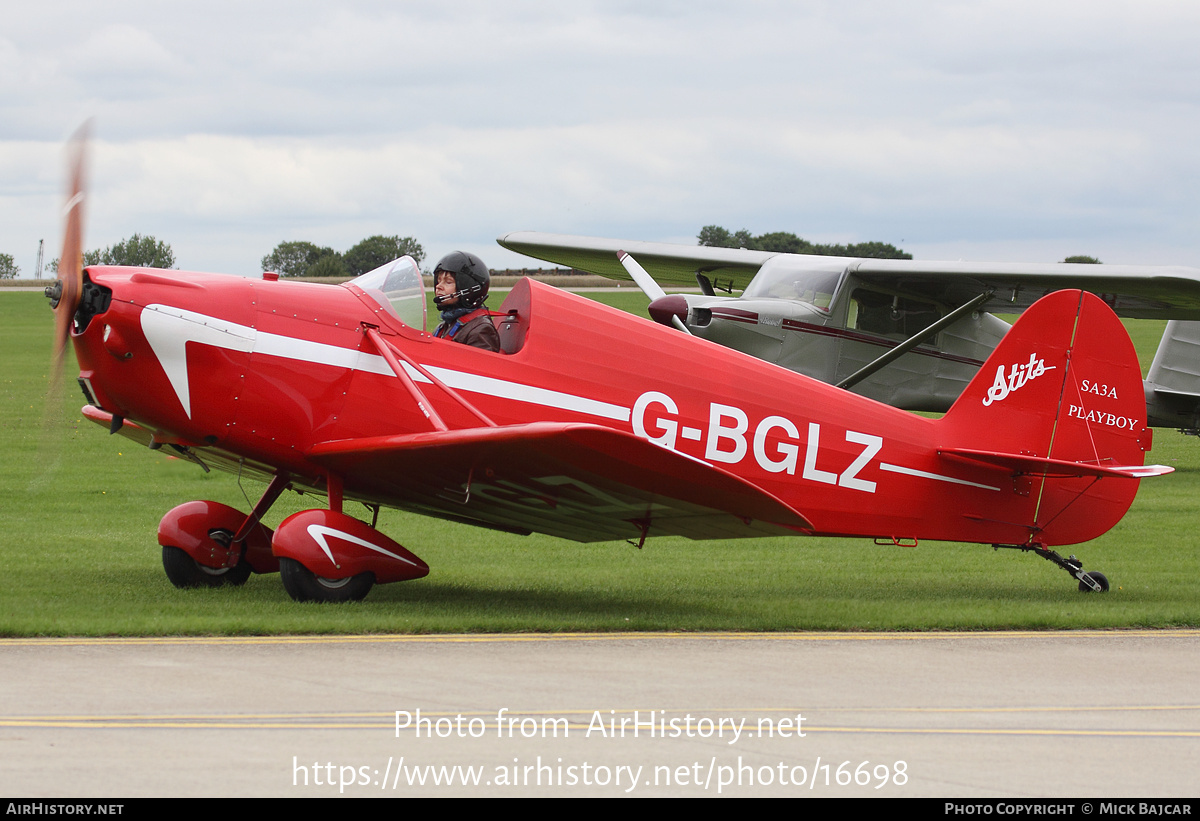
[1078,571,1110,593]
[279,558,374,603]
[162,545,252,588]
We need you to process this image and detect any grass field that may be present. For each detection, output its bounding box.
[2,288,1198,635]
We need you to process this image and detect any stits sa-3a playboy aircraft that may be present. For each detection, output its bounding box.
[46,139,1171,603]
[498,232,1200,433]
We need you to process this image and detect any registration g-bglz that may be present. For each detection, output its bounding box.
[633,391,882,492]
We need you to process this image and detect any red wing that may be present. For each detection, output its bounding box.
[308,422,813,542]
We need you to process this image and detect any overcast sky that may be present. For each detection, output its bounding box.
[4,0,1200,277]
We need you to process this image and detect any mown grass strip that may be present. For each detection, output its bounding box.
[2,290,1196,634]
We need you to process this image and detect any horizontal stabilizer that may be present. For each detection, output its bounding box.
[1150,386,1200,398]
[940,447,1173,479]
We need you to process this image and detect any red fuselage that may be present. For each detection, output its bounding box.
[73,268,1152,548]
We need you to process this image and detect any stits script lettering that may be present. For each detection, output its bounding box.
[982,353,1055,407]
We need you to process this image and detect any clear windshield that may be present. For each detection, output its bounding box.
[741,257,846,311]
[347,256,426,331]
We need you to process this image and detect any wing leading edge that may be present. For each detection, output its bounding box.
[308,422,813,542]
[498,231,772,291]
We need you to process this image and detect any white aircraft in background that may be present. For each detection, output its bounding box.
[499,231,1200,432]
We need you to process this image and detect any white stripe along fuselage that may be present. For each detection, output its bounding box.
[138,303,992,493]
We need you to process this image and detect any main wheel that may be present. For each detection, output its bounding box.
[1078,571,1110,593]
[162,545,253,588]
[279,557,374,603]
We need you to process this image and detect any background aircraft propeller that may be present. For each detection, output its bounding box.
[617,250,691,335]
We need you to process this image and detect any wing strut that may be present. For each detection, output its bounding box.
[837,291,993,390]
[363,326,497,430]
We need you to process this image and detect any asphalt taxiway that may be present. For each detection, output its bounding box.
[1,631,1196,797]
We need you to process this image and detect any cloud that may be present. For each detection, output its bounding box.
[4,1,1200,274]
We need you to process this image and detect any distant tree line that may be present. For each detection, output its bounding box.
[261,235,425,278]
[45,233,176,275]
[698,225,912,259]
[1062,255,1101,264]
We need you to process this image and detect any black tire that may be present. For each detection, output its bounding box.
[1078,571,1110,593]
[279,557,374,603]
[162,545,253,588]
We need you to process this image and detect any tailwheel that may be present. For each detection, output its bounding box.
[162,545,252,588]
[1078,571,1110,593]
[993,543,1112,593]
[279,558,374,603]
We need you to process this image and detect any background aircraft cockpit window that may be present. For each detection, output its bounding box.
[741,259,845,311]
[348,256,426,331]
[849,288,941,340]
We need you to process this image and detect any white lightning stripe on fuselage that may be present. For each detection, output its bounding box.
[419,366,631,422]
[140,304,629,422]
[879,462,1001,491]
[141,305,255,418]
[255,331,393,378]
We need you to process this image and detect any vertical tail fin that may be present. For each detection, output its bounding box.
[1144,319,1200,431]
[940,289,1160,545]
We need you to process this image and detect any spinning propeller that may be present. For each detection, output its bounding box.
[46,123,89,382]
[29,124,91,492]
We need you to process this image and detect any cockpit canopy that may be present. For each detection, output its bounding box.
[347,256,426,331]
[741,257,847,312]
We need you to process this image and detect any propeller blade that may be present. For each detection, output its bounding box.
[617,249,665,301]
[617,250,691,334]
[50,122,89,380]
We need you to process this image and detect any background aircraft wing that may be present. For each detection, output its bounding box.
[850,258,1200,319]
[308,422,812,542]
[498,231,771,291]
[499,231,1200,319]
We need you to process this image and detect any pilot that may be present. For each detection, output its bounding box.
[432,251,500,352]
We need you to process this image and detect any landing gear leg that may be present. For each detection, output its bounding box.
[993,543,1110,592]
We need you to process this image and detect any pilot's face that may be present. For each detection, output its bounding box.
[435,271,458,306]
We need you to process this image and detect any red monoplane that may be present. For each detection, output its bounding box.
[47,145,1170,602]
